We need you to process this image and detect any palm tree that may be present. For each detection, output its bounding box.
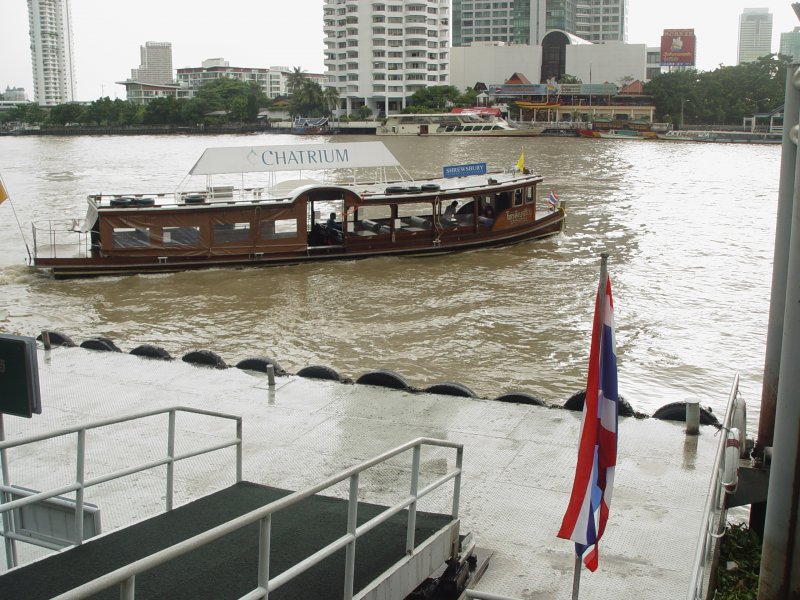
[287,67,307,96]
[323,86,340,118]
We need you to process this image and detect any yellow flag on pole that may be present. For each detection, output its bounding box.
[0,178,8,204]
[516,150,525,172]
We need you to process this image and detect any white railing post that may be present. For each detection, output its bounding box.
[120,575,135,600]
[406,444,421,554]
[452,446,463,520]
[258,514,271,599]
[74,429,86,545]
[0,414,18,568]
[236,418,243,483]
[344,473,359,600]
[166,410,176,511]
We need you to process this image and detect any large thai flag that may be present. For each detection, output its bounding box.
[557,274,618,572]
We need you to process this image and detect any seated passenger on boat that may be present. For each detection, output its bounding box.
[444,201,458,220]
[326,212,340,230]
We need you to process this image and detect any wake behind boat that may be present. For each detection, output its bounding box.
[31,142,565,278]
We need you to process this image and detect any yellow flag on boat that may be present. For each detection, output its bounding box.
[516,150,525,172]
[0,177,8,204]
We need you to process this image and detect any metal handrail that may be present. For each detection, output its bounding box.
[48,437,463,600]
[686,374,741,600]
[0,406,243,568]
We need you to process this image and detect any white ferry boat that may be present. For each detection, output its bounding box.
[376,112,545,136]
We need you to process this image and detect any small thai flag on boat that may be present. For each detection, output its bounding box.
[557,271,618,572]
[548,191,558,208]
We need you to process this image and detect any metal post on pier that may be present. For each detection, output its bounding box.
[756,57,800,599]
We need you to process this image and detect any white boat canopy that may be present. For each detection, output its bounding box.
[189,142,401,176]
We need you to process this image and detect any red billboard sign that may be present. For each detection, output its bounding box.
[660,29,696,66]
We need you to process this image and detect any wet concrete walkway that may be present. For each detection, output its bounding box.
[1,347,720,599]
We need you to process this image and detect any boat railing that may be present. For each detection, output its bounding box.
[39,436,463,600]
[31,219,91,260]
[686,374,743,600]
[0,406,243,569]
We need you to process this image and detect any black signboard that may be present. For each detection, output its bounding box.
[0,334,42,418]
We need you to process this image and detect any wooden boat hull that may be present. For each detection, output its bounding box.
[35,210,565,279]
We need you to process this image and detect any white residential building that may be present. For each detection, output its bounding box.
[738,7,773,64]
[131,42,174,85]
[323,0,450,116]
[27,0,76,105]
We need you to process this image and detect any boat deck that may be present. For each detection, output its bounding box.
[0,348,720,599]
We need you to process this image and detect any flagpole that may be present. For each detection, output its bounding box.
[572,553,582,599]
[0,174,33,264]
[570,251,609,600]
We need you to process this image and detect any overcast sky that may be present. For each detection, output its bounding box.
[2,0,799,101]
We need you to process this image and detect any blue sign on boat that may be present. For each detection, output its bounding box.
[443,162,487,178]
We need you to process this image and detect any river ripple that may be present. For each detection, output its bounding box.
[0,133,780,432]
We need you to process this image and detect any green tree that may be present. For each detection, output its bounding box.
[47,102,85,125]
[323,86,340,117]
[645,54,788,127]
[405,85,462,111]
[558,74,581,84]
[288,80,325,117]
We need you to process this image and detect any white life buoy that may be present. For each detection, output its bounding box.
[731,399,747,458]
[722,427,740,493]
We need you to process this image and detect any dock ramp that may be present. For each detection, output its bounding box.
[0,407,470,599]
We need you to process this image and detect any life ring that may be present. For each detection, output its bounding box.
[131,197,156,206]
[421,183,440,192]
[722,427,740,492]
[110,197,133,207]
[385,186,406,194]
[184,194,207,204]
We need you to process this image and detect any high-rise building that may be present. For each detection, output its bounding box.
[27,0,76,105]
[130,42,174,85]
[575,0,628,43]
[738,7,773,64]
[780,27,800,60]
[451,0,627,49]
[323,0,450,115]
[453,0,547,47]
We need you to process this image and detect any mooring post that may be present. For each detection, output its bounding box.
[685,400,700,436]
[267,364,275,388]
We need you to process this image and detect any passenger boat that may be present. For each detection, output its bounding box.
[30,142,566,278]
[597,129,650,140]
[376,112,545,136]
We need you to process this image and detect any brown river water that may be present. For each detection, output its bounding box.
[0,133,781,431]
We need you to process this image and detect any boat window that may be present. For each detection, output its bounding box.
[260,218,297,240]
[163,226,201,247]
[213,222,251,244]
[525,186,535,204]
[513,189,523,207]
[112,227,150,248]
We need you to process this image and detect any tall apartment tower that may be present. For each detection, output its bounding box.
[453,0,547,47]
[27,0,76,105]
[780,27,800,61]
[738,7,773,64]
[131,42,174,85]
[575,0,628,43]
[450,0,626,49]
[323,0,450,115]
